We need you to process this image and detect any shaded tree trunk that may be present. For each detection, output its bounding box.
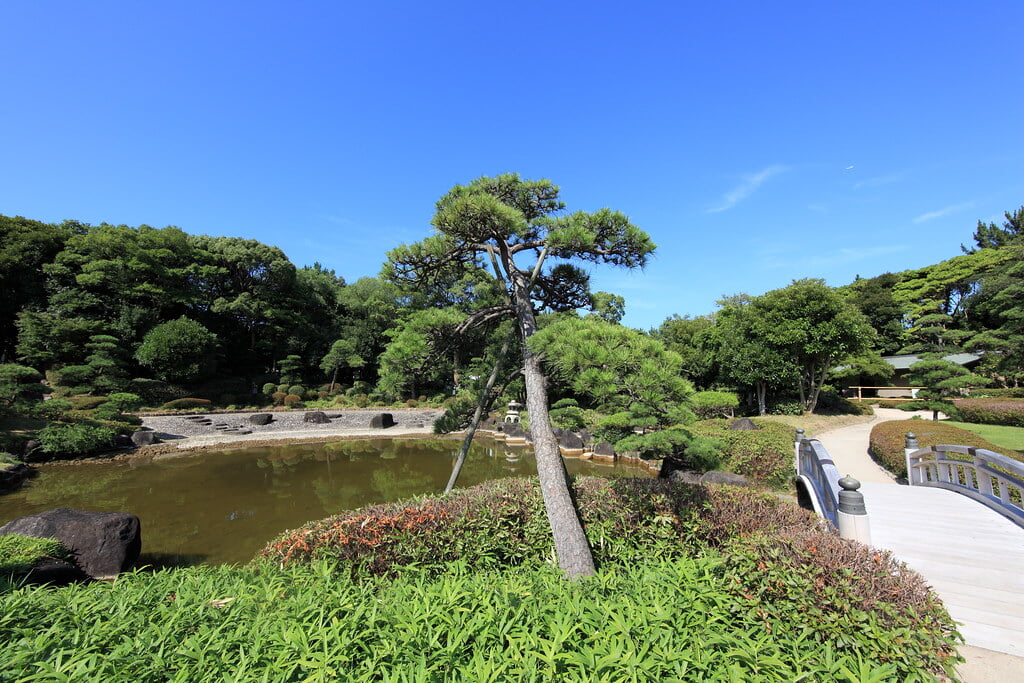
[502,248,596,579]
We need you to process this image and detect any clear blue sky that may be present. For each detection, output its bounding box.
[3,1,1021,331]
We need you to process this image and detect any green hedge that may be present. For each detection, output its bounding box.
[37,422,117,457]
[689,391,739,419]
[160,398,213,411]
[687,419,794,488]
[869,419,1020,478]
[953,398,1024,427]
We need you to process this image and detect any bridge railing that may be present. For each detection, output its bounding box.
[795,433,841,527]
[905,433,1024,528]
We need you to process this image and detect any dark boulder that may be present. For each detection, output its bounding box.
[593,442,616,457]
[23,439,41,457]
[0,462,35,492]
[303,411,330,424]
[559,431,584,450]
[22,558,90,586]
[578,428,592,445]
[131,430,156,447]
[114,434,134,448]
[699,471,751,487]
[248,413,274,426]
[666,469,703,484]
[0,508,141,579]
[370,413,395,429]
[729,418,760,431]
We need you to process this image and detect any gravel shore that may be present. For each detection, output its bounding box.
[139,409,446,453]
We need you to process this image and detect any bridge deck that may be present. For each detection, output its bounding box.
[860,482,1024,656]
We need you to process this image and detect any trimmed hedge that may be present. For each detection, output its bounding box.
[689,391,739,419]
[687,419,794,488]
[869,419,1021,478]
[67,395,108,411]
[953,398,1024,427]
[159,398,213,411]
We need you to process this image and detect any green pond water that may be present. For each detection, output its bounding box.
[0,437,651,566]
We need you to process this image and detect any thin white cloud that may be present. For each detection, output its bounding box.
[912,201,975,224]
[707,164,789,213]
[853,173,905,190]
[760,244,908,269]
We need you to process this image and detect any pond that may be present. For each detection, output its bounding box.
[0,437,652,566]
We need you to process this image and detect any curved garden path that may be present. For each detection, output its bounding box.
[813,408,1024,682]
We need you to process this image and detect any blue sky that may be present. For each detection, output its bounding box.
[2,1,1021,331]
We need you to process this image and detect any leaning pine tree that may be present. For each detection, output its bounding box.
[385,174,654,578]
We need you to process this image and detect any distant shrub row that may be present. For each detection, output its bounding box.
[869,419,1020,478]
[953,398,1024,427]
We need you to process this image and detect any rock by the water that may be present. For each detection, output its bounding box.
[22,439,41,457]
[22,558,90,586]
[370,413,395,429]
[303,411,330,424]
[248,413,274,426]
[729,418,760,431]
[114,434,134,448]
[593,442,615,457]
[699,471,751,486]
[0,462,35,491]
[131,430,156,447]
[559,431,584,450]
[0,508,141,579]
[666,470,703,484]
[578,428,592,445]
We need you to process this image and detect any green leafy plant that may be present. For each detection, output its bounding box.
[37,422,117,457]
[0,534,71,575]
[160,398,213,411]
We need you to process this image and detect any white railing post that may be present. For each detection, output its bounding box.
[904,433,919,484]
[794,428,805,472]
[837,475,871,545]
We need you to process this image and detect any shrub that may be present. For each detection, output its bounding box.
[105,392,142,412]
[218,393,235,406]
[768,400,804,416]
[31,397,72,421]
[287,385,305,397]
[549,398,586,431]
[869,419,1021,478]
[283,394,302,408]
[689,391,739,419]
[277,384,290,395]
[68,395,108,411]
[954,398,1024,427]
[261,382,277,396]
[253,478,959,679]
[271,391,287,406]
[126,378,182,405]
[160,398,213,411]
[346,382,372,397]
[614,430,725,471]
[688,419,795,488]
[352,394,370,408]
[0,534,71,575]
[37,423,117,456]
[405,399,418,408]
[970,387,1024,399]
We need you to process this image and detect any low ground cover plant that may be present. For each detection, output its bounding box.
[869,419,1021,478]
[686,419,794,488]
[1,478,960,681]
[953,397,1024,427]
[0,534,71,576]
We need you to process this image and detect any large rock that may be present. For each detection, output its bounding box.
[0,508,141,579]
[559,431,584,450]
[248,413,274,426]
[0,462,35,492]
[699,471,751,487]
[22,558,90,586]
[593,442,616,457]
[369,413,395,429]
[729,418,760,431]
[303,411,330,424]
[131,430,156,447]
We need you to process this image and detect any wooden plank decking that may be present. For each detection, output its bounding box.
[860,482,1024,657]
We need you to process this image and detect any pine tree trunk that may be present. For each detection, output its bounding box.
[503,249,596,579]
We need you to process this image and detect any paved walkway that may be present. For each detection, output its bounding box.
[814,410,1024,680]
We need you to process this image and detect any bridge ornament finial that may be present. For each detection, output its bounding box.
[905,432,918,450]
[836,474,871,545]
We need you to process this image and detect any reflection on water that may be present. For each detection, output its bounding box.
[0,437,650,566]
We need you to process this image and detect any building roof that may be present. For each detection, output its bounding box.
[882,353,982,371]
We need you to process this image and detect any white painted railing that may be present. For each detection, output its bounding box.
[795,433,840,527]
[905,437,1024,529]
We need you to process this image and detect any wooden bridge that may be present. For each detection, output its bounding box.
[796,416,1024,663]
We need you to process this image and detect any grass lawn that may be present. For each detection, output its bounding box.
[943,421,1024,453]
[759,412,873,437]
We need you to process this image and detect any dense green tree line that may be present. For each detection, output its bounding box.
[2,201,1020,415]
